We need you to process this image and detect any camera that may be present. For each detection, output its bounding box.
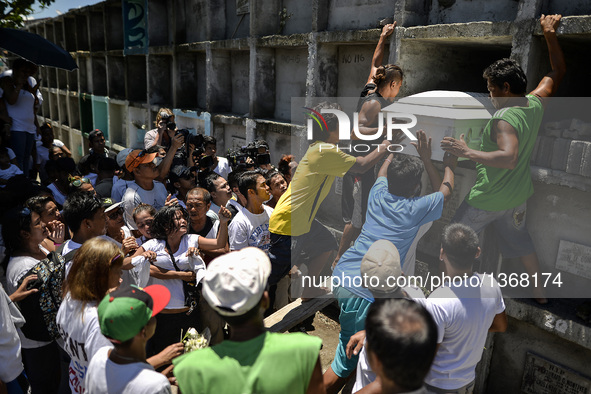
[227,140,271,169]
[187,134,216,170]
[167,122,192,140]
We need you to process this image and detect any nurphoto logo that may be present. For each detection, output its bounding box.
[304,107,418,153]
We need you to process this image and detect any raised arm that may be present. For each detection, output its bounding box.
[197,206,231,250]
[411,130,442,191]
[409,130,456,202]
[349,140,391,174]
[155,133,184,183]
[441,121,519,170]
[439,152,457,203]
[530,14,566,99]
[367,23,396,84]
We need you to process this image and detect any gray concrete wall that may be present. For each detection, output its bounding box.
[398,38,511,96]
[428,0,519,24]
[282,0,314,35]
[230,51,250,115]
[275,48,308,121]
[526,182,591,298]
[337,44,386,98]
[326,0,395,31]
[487,316,591,393]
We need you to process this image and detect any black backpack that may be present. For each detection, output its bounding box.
[16,251,67,342]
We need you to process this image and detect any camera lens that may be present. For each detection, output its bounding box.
[167,122,176,130]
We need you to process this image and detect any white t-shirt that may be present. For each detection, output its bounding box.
[111,177,135,202]
[0,72,43,107]
[121,181,168,230]
[209,197,242,219]
[6,147,16,160]
[62,236,113,277]
[56,294,113,394]
[418,273,505,390]
[48,182,68,207]
[141,234,205,309]
[228,205,273,253]
[0,164,23,185]
[36,139,66,165]
[352,286,426,392]
[62,239,82,277]
[1,75,40,134]
[204,219,220,239]
[85,346,171,394]
[6,247,52,349]
[0,283,24,382]
[213,156,230,179]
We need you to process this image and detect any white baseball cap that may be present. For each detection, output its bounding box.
[116,148,134,168]
[202,247,271,317]
[360,240,402,295]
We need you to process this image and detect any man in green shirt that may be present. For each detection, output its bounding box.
[173,247,325,394]
[441,14,566,304]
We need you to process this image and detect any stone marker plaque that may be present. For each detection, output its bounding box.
[522,352,591,394]
[556,240,591,280]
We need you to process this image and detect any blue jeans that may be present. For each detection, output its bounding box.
[10,131,35,176]
[331,286,372,378]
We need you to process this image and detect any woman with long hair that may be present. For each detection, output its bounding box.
[26,195,66,251]
[55,237,123,394]
[2,201,61,393]
[130,203,231,355]
[56,237,183,393]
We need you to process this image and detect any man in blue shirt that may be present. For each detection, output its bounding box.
[325,131,457,393]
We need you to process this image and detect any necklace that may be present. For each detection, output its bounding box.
[110,349,145,364]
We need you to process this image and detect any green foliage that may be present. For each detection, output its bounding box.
[1,0,56,28]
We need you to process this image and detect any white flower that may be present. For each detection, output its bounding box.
[182,327,211,353]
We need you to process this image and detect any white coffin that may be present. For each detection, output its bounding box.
[382,90,496,161]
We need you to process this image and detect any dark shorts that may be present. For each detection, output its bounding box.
[452,201,535,258]
[268,219,338,286]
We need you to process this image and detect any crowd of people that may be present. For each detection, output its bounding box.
[0,13,565,394]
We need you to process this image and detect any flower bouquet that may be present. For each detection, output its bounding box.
[181,327,211,353]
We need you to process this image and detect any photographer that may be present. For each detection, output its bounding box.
[227,140,273,172]
[203,135,230,179]
[144,108,175,150]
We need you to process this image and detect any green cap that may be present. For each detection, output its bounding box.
[98,285,170,343]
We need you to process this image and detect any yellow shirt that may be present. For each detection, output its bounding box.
[270,142,356,236]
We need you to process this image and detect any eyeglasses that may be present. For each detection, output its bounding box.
[68,176,91,187]
[107,208,124,220]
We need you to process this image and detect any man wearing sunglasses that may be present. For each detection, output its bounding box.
[121,149,169,231]
[169,165,197,208]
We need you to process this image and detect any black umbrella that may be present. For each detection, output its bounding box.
[0,27,78,71]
